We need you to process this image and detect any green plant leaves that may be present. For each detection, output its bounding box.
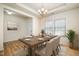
[66,30,75,43]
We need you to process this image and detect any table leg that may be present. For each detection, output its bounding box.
[28,47,32,56]
[28,47,36,56]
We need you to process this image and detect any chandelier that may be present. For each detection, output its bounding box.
[38,4,48,16]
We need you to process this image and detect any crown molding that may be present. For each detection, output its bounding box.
[48,4,66,14]
[1,4,37,18]
[16,3,39,16]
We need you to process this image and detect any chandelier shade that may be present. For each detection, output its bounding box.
[38,8,48,15]
[38,3,48,16]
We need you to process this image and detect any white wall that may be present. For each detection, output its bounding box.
[0,6,3,51]
[0,4,39,50]
[4,13,32,42]
[32,17,41,36]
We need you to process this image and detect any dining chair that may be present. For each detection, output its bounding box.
[35,37,55,56]
[52,37,60,55]
[35,36,60,56]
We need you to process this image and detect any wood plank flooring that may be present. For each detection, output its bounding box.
[0,37,79,56]
[58,37,79,56]
[4,40,28,56]
[0,50,4,56]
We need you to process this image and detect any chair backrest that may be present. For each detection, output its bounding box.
[53,37,60,49]
[45,36,60,56]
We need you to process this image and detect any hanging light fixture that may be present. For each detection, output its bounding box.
[38,4,48,16]
[4,9,15,15]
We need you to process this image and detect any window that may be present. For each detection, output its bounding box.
[44,18,66,36]
[44,19,54,35]
[54,19,66,35]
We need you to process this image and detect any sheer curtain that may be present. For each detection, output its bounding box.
[54,19,66,35]
[43,16,54,35]
[43,17,66,36]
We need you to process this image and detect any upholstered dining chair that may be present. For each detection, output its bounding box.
[35,36,60,56]
[51,37,60,55]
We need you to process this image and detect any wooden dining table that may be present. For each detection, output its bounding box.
[19,36,56,56]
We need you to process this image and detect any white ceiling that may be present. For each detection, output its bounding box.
[20,3,79,15]
[4,8,32,18]
[22,3,64,11]
[2,3,79,17]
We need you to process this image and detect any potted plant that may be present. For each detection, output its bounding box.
[41,29,45,37]
[66,30,75,48]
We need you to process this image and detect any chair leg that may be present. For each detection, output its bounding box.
[58,44,61,50]
[53,48,59,56]
[55,49,58,55]
[52,50,56,56]
[56,48,59,55]
[35,53,39,56]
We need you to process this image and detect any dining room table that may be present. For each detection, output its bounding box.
[19,36,56,56]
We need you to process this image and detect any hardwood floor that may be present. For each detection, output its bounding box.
[4,40,28,56]
[1,37,79,56]
[58,37,79,56]
[0,50,4,56]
